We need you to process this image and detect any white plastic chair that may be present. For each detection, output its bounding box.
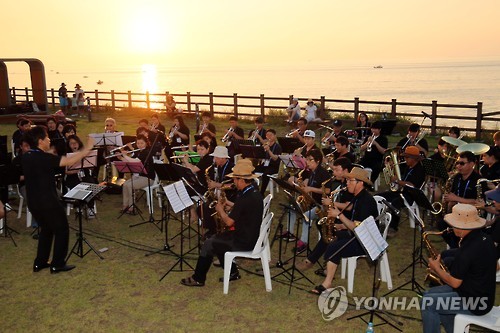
[262,194,273,219]
[402,195,419,229]
[223,212,274,294]
[454,306,500,333]
[140,173,161,214]
[0,203,14,234]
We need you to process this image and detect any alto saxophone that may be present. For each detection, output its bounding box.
[203,165,216,204]
[423,228,452,285]
[317,186,346,243]
[213,183,235,234]
[440,171,458,215]
[315,177,334,217]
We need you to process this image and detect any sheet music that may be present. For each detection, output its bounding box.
[354,216,388,261]
[67,149,98,171]
[163,181,193,213]
[64,184,92,201]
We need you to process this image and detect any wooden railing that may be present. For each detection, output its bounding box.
[10,87,499,140]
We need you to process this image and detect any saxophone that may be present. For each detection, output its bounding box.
[315,177,334,217]
[317,187,346,243]
[441,171,458,215]
[423,228,452,285]
[213,183,235,234]
[203,165,216,204]
[295,169,314,212]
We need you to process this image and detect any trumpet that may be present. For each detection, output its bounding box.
[110,141,135,153]
[366,134,377,152]
[221,127,234,142]
[167,125,178,144]
[321,132,335,147]
[318,124,334,131]
[249,126,259,141]
[285,129,299,138]
[198,123,207,135]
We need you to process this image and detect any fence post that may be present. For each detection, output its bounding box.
[25,87,29,103]
[165,91,169,112]
[233,93,238,117]
[94,90,100,111]
[187,92,192,113]
[260,94,265,118]
[12,87,16,103]
[431,100,438,136]
[391,99,397,118]
[476,102,483,140]
[145,91,150,110]
[354,97,360,120]
[128,91,132,109]
[50,88,55,109]
[111,90,115,111]
[209,92,214,116]
[320,96,326,118]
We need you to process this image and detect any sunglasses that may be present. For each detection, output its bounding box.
[455,161,468,166]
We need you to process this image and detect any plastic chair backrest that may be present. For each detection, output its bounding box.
[262,194,272,220]
[252,212,273,255]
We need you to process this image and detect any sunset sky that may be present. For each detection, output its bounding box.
[2,0,500,72]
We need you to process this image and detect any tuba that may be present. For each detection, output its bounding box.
[423,228,452,285]
[382,148,402,192]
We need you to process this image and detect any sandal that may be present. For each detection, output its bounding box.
[180,276,205,287]
[309,284,327,295]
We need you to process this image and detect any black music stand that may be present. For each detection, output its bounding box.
[239,145,266,159]
[277,137,303,153]
[114,160,145,219]
[65,182,106,260]
[379,119,397,136]
[0,164,21,246]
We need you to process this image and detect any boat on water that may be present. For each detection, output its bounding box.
[373,65,383,69]
[97,80,103,85]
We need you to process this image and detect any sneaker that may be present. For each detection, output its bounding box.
[87,209,95,219]
[282,232,296,242]
[292,240,307,253]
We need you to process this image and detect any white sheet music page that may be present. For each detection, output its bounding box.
[174,181,194,209]
[354,216,388,261]
[163,183,184,213]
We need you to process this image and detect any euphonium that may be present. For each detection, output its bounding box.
[382,148,402,192]
[221,128,234,142]
[423,228,452,285]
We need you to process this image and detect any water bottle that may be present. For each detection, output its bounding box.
[365,322,374,333]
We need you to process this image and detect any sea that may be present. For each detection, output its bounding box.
[6,60,500,130]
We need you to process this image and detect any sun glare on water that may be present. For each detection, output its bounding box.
[141,64,158,94]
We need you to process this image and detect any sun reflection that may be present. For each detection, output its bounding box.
[141,64,157,93]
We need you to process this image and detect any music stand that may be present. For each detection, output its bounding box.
[378,119,397,136]
[277,137,303,153]
[239,145,266,159]
[113,160,145,219]
[0,164,21,246]
[90,132,124,183]
[65,182,106,260]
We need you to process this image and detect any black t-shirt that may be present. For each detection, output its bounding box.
[429,151,445,162]
[332,180,354,221]
[397,137,429,156]
[451,171,480,199]
[400,162,426,203]
[11,154,24,187]
[196,123,217,136]
[195,155,213,188]
[306,165,332,204]
[300,144,321,157]
[231,126,245,141]
[333,151,356,164]
[480,162,500,180]
[171,125,190,146]
[209,160,234,183]
[135,148,155,180]
[450,230,497,315]
[229,184,264,251]
[362,135,388,162]
[248,127,266,145]
[337,189,378,240]
[264,142,283,174]
[22,149,63,211]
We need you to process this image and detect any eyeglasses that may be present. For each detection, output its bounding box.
[455,161,468,166]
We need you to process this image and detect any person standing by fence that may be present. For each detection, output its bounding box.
[58,83,68,112]
[74,84,85,117]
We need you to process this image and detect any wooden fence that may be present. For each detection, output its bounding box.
[10,87,500,140]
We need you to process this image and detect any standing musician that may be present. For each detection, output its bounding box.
[180,159,263,287]
[248,116,266,145]
[310,167,378,294]
[23,126,95,273]
[332,136,356,164]
[421,204,496,333]
[222,116,244,158]
[255,129,282,195]
[196,111,217,139]
[287,117,308,144]
[285,149,332,254]
[397,123,429,156]
[120,134,155,214]
[378,146,426,237]
[297,157,354,271]
[149,113,166,148]
[359,121,388,182]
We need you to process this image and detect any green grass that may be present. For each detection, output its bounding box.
[0,110,495,332]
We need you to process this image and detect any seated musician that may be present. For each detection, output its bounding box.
[196,111,217,139]
[180,159,263,287]
[149,113,166,148]
[200,132,217,154]
[397,123,429,156]
[295,130,320,157]
[120,134,155,214]
[310,167,378,294]
[182,140,213,188]
[287,98,301,122]
[480,146,500,187]
[138,118,149,130]
[332,136,356,164]
[248,116,266,145]
[136,127,162,159]
[222,116,244,158]
[448,126,461,139]
[429,139,448,162]
[297,157,354,271]
[359,121,388,182]
[104,117,117,133]
[378,146,426,237]
[288,117,308,144]
[47,116,63,140]
[285,149,332,254]
[255,129,282,195]
[164,115,190,161]
[12,117,31,157]
[320,119,346,154]
[421,204,496,333]
[438,151,481,248]
[355,112,371,140]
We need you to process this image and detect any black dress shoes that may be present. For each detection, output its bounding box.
[33,263,50,272]
[50,265,76,274]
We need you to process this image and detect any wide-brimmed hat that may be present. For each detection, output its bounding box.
[209,146,229,159]
[307,99,314,104]
[61,82,66,87]
[485,186,500,202]
[227,159,259,179]
[75,84,81,88]
[303,130,315,138]
[346,166,373,186]
[402,146,421,158]
[444,203,486,229]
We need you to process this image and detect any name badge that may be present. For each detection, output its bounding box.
[263,159,270,167]
[176,138,182,143]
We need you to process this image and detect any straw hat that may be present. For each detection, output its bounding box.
[345,166,373,186]
[209,146,229,159]
[307,99,314,104]
[227,159,259,179]
[444,203,486,230]
[303,130,315,138]
[402,146,421,158]
[75,84,81,89]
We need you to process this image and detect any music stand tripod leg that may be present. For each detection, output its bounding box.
[0,205,18,247]
[67,203,104,260]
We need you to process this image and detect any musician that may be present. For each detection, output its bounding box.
[305,99,322,122]
[183,140,214,188]
[310,167,378,294]
[120,134,155,214]
[396,123,429,156]
[248,116,266,145]
[12,117,31,156]
[480,146,500,185]
[149,113,166,147]
[47,116,62,140]
[169,115,190,147]
[355,111,371,140]
[62,124,76,140]
[255,129,282,195]
[104,117,117,133]
[359,121,388,182]
[180,159,263,287]
[286,149,332,253]
[429,139,448,162]
[138,118,149,130]
[295,130,320,157]
[223,116,244,158]
[494,131,500,147]
[287,98,301,122]
[379,146,426,237]
[321,119,346,150]
[288,117,308,144]
[297,157,354,271]
[200,132,217,153]
[448,126,461,139]
[332,136,356,163]
[421,204,496,333]
[136,126,162,158]
[23,126,94,273]
[196,111,217,138]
